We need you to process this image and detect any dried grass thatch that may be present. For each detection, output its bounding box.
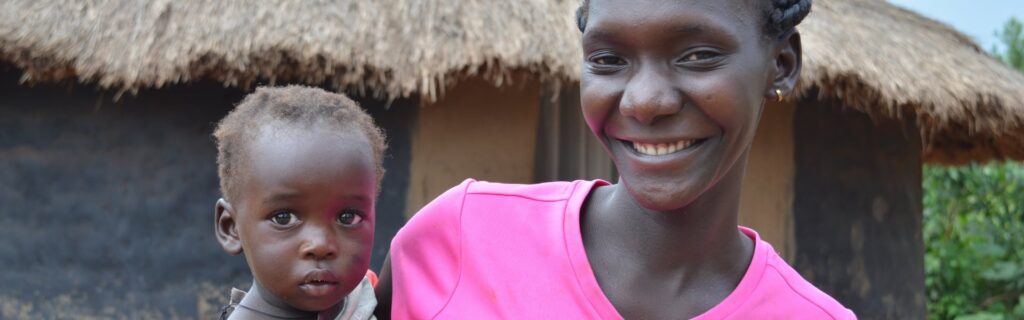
[799,0,1024,164]
[0,0,581,102]
[1,0,1022,163]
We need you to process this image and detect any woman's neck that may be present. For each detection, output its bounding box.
[583,160,753,278]
[580,157,757,319]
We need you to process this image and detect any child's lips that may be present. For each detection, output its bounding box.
[299,282,338,297]
[299,269,340,297]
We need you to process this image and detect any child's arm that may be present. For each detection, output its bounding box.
[373,253,393,320]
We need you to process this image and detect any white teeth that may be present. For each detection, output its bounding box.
[631,140,696,156]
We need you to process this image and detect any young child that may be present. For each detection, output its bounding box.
[212,86,385,320]
[378,0,855,318]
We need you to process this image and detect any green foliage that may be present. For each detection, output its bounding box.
[924,163,1024,319]
[994,18,1024,71]
[925,17,1024,320]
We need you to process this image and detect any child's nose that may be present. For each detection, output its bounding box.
[299,226,338,260]
[620,67,683,125]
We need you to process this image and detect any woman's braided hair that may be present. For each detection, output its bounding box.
[575,0,812,39]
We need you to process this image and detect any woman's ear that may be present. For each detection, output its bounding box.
[767,31,803,100]
[215,198,243,255]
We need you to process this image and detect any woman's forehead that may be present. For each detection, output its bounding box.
[584,0,762,33]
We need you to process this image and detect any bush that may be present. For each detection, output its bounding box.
[924,162,1024,319]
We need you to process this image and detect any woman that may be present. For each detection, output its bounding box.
[377,0,854,318]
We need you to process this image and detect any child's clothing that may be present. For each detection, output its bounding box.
[389,179,856,319]
[221,273,377,320]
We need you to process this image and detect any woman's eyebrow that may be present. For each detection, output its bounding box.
[584,22,735,45]
[582,28,620,44]
[672,22,734,39]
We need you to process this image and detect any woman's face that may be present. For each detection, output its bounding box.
[580,0,778,211]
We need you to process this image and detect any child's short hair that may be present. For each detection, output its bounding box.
[213,85,386,202]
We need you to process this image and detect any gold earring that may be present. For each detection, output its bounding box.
[775,89,784,102]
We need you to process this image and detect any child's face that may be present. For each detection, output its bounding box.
[580,0,776,211]
[232,124,376,312]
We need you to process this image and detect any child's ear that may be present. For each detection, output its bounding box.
[766,31,803,101]
[215,198,243,255]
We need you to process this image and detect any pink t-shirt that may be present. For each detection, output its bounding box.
[390,179,856,319]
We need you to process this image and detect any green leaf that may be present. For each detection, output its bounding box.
[980,262,1023,281]
[955,311,1005,320]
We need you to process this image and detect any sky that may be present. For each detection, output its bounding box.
[886,0,1024,52]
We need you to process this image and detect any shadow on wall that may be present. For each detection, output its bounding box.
[0,67,251,318]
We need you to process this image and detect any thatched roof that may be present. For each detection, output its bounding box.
[799,0,1024,164]
[0,0,581,102]
[1,0,1022,163]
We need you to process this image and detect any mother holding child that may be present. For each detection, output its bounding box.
[213,0,855,319]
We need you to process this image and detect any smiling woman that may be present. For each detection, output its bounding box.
[376,0,854,319]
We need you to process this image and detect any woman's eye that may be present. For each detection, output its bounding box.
[588,52,627,67]
[593,56,625,66]
[270,211,299,226]
[680,51,721,63]
[336,209,365,227]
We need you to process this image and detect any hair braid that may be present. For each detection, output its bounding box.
[767,0,812,37]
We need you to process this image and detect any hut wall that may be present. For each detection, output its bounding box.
[0,71,249,318]
[738,101,796,260]
[405,77,541,217]
[792,94,925,318]
[0,67,415,318]
[534,82,616,182]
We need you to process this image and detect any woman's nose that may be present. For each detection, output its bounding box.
[300,225,338,260]
[620,67,683,125]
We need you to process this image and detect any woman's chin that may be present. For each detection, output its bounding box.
[621,180,702,212]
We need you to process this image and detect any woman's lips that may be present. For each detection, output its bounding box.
[622,138,706,156]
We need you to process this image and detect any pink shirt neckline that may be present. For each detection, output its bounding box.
[562,180,769,320]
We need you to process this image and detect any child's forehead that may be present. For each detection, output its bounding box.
[239,123,373,177]
[232,125,377,207]
[248,123,372,164]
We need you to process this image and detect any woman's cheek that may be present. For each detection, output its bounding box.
[580,78,621,135]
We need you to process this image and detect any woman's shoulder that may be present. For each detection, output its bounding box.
[463,179,594,202]
[752,241,856,319]
[394,179,599,242]
[402,179,601,230]
[388,179,605,318]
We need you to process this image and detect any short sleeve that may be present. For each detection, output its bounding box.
[389,179,473,319]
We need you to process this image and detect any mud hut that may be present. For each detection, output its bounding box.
[0,0,576,318]
[1,0,1022,318]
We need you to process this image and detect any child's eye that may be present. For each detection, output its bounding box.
[336,209,365,227]
[270,211,300,226]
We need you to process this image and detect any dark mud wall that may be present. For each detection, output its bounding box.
[793,93,925,319]
[0,67,412,319]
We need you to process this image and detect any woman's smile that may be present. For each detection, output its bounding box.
[622,138,707,156]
